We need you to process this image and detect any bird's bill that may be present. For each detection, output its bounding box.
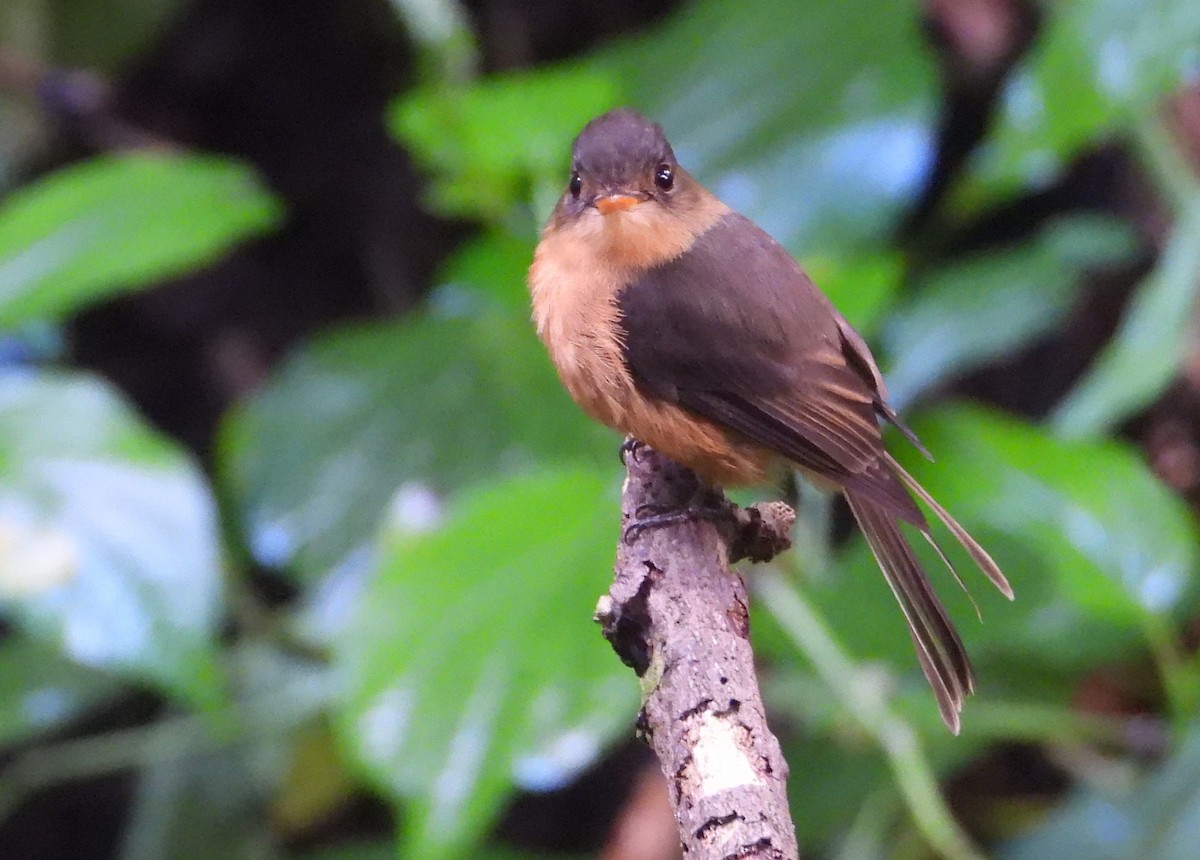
[593,194,642,215]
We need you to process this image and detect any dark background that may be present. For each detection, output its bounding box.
[2,1,1200,858]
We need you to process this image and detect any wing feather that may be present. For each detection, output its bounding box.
[614,211,1008,731]
[617,211,915,518]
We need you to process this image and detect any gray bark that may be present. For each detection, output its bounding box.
[595,444,799,859]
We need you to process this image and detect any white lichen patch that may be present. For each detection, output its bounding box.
[692,710,761,796]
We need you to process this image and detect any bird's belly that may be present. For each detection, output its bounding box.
[553,334,772,487]
[529,235,769,486]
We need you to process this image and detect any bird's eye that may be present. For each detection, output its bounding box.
[654,165,674,191]
[569,172,582,198]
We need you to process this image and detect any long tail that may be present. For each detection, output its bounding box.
[886,454,1013,599]
[844,458,1013,734]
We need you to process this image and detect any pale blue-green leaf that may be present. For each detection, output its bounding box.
[335,469,636,860]
[805,404,1198,705]
[392,0,936,253]
[1053,200,1200,437]
[0,154,280,330]
[975,0,1200,190]
[884,215,1137,408]
[0,370,224,708]
[1001,723,1200,860]
[601,0,936,252]
[219,310,610,584]
[899,405,1199,625]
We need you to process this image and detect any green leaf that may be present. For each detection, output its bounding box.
[1053,201,1200,437]
[0,153,281,330]
[806,251,903,337]
[219,310,611,582]
[334,469,636,860]
[807,404,1198,696]
[1000,722,1200,860]
[883,215,1137,407]
[816,528,1142,694]
[976,0,1200,190]
[781,729,891,848]
[393,66,622,220]
[0,370,225,708]
[898,405,1199,630]
[392,0,936,254]
[603,0,937,252]
[432,229,537,311]
[0,637,123,746]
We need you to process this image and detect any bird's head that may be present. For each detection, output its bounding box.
[557,108,693,224]
[540,108,724,273]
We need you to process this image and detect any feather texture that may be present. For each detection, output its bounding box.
[614,211,1008,730]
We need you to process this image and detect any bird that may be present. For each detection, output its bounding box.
[527,107,1012,733]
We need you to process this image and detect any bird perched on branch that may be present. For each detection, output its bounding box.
[528,107,1012,732]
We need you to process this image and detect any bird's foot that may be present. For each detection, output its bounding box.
[622,493,733,544]
[619,437,649,465]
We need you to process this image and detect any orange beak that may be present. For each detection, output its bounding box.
[594,194,641,215]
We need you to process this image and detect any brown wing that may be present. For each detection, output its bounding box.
[616,211,923,524]
[615,210,1012,731]
[835,311,931,458]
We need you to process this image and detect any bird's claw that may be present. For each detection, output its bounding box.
[619,438,649,465]
[622,499,732,544]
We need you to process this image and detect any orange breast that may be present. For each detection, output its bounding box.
[528,222,772,487]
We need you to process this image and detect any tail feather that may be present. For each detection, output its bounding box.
[886,454,1013,600]
[920,530,982,622]
[845,456,1012,731]
[845,491,973,734]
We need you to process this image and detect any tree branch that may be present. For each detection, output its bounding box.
[595,443,799,859]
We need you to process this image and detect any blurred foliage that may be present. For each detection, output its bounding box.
[0,154,281,329]
[0,373,225,709]
[335,470,634,857]
[220,311,612,583]
[395,67,621,221]
[813,402,1200,676]
[41,0,187,73]
[1001,722,1200,860]
[974,0,1200,192]
[1053,198,1200,436]
[3,0,1200,859]
[882,215,1137,408]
